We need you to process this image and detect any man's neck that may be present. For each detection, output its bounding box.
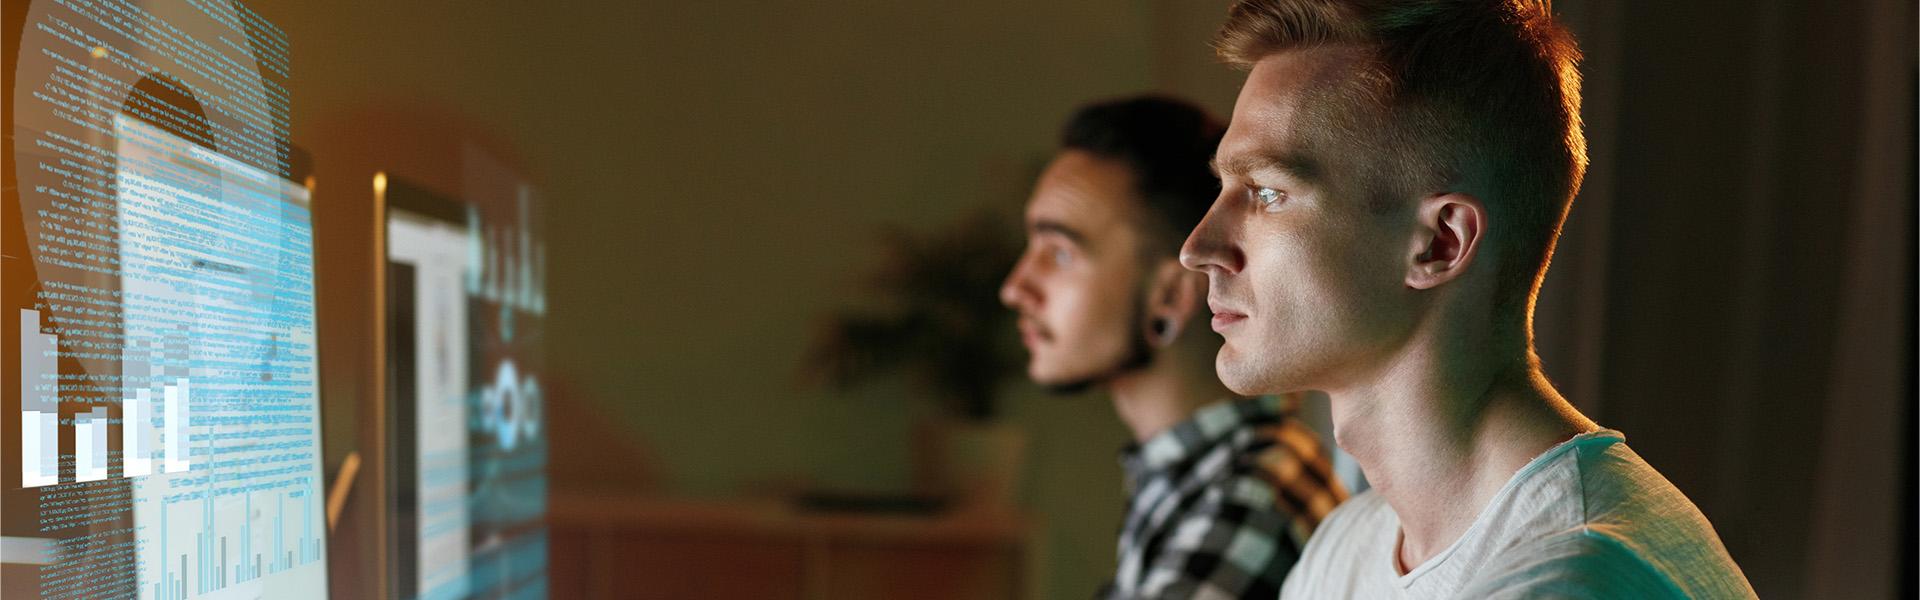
[1108,352,1235,443]
[1327,340,1596,574]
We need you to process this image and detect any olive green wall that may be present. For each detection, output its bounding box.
[248,0,1240,597]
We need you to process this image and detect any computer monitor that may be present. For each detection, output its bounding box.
[382,166,548,600]
[2,110,327,599]
[385,178,476,600]
[117,113,329,600]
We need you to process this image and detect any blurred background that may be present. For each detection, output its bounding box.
[267,0,1915,598]
[5,0,1914,598]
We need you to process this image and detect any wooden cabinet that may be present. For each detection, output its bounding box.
[548,493,1036,600]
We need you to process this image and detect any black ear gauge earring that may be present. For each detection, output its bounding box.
[1151,317,1177,346]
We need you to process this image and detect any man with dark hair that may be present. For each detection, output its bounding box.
[1181,1,1756,598]
[1001,95,1346,599]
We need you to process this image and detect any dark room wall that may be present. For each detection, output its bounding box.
[235,0,1915,598]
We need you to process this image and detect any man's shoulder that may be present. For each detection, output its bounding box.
[1212,415,1348,524]
[1502,440,1759,599]
[1466,527,1756,600]
[1462,529,1687,599]
[1125,458,1326,599]
[1569,442,1746,569]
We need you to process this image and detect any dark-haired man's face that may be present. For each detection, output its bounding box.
[1181,48,1415,396]
[1000,150,1152,389]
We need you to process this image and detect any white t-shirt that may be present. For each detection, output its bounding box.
[1279,430,1757,599]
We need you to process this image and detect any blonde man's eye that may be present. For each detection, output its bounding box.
[1255,187,1286,213]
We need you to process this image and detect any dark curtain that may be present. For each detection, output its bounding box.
[1532,1,1916,598]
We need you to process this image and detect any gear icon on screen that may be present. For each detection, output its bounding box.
[478,360,543,450]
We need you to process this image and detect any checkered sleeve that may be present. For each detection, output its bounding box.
[1130,475,1305,599]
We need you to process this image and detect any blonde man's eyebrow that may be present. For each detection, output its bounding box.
[1215,152,1318,183]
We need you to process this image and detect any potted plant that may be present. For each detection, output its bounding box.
[802,209,1028,512]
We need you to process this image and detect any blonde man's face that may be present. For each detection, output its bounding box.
[1182,48,1418,396]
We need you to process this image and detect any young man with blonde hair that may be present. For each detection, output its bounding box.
[1179,1,1757,597]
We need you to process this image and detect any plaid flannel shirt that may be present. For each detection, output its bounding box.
[1101,396,1346,599]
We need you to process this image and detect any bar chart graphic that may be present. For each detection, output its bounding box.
[19,309,58,487]
[148,480,325,599]
[17,311,196,488]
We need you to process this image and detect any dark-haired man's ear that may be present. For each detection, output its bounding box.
[1145,259,1206,346]
[1405,193,1486,290]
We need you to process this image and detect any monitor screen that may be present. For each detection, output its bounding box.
[1,111,326,599]
[386,180,475,600]
[117,112,328,600]
[383,165,548,600]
